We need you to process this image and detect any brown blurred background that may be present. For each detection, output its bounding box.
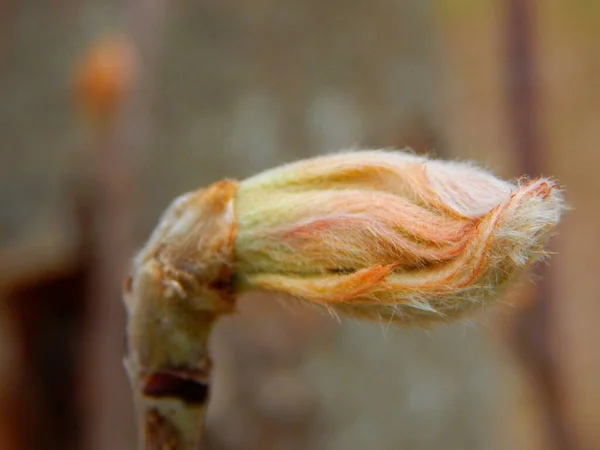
[0,1,599,449]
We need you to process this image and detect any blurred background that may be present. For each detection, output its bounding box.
[0,0,598,449]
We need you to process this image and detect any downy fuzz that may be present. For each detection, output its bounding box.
[235,150,564,324]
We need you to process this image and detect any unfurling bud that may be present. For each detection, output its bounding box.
[234,151,564,323]
[124,150,564,449]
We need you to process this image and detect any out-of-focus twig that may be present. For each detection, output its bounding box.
[75,1,166,450]
[76,35,138,450]
[505,1,579,449]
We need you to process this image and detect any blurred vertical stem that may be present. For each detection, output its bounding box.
[80,1,165,450]
[506,1,579,449]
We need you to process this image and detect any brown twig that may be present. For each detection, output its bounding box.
[505,1,579,449]
[77,1,166,449]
